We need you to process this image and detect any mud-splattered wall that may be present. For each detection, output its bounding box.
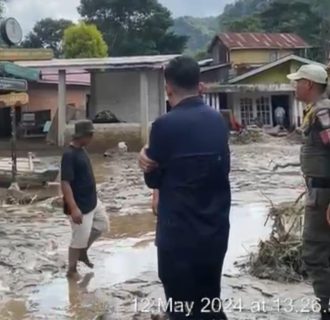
[89,70,165,123]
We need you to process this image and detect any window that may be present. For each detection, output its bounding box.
[256,96,271,125]
[240,98,254,125]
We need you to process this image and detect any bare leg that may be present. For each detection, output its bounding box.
[67,247,82,280]
[79,228,102,268]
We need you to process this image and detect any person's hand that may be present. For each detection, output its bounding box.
[152,190,159,216]
[327,204,330,226]
[71,208,83,225]
[152,200,158,216]
[139,146,158,173]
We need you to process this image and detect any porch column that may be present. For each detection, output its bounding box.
[140,71,149,145]
[58,69,66,146]
[158,70,166,116]
[89,71,97,119]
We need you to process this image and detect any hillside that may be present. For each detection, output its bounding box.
[172,16,218,55]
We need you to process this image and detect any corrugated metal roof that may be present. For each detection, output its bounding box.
[217,33,310,50]
[40,73,90,86]
[15,55,179,71]
[201,63,231,73]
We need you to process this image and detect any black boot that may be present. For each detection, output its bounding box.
[320,297,330,320]
[219,309,228,320]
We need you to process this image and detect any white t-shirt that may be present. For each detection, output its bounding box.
[275,106,285,118]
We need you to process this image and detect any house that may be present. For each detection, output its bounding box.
[0,69,90,139]
[208,32,311,75]
[27,69,90,118]
[17,55,178,148]
[203,55,326,128]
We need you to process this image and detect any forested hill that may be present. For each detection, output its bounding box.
[172,16,218,56]
[173,0,330,62]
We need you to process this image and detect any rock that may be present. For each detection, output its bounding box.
[93,110,121,124]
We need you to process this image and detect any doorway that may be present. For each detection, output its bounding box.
[0,106,22,138]
[271,95,290,128]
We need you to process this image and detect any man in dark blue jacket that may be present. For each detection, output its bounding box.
[139,56,231,320]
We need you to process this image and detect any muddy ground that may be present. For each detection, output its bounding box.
[0,138,321,320]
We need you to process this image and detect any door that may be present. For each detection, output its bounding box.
[271,95,290,128]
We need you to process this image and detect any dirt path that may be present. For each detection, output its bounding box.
[0,139,318,320]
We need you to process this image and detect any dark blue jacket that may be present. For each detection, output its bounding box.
[145,97,231,251]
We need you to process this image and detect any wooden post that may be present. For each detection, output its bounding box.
[158,71,166,116]
[58,69,66,146]
[10,105,18,189]
[140,71,149,145]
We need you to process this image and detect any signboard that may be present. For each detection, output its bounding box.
[0,77,27,92]
[0,48,54,61]
[0,92,29,106]
[0,62,40,81]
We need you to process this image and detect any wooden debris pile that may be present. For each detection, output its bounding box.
[230,128,265,144]
[248,195,305,283]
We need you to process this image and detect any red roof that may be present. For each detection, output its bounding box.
[217,33,310,50]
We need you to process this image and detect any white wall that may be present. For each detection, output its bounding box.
[90,69,165,123]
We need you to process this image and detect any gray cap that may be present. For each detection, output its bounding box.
[73,119,95,139]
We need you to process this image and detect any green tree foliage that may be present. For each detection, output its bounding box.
[78,0,187,56]
[222,16,263,32]
[63,22,108,59]
[21,18,73,57]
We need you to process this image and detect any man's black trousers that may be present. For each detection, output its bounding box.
[157,243,228,320]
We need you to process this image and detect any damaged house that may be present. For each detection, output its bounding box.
[201,32,324,128]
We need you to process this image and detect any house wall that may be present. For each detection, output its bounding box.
[211,39,229,64]
[91,70,165,123]
[239,61,292,84]
[26,83,89,118]
[200,67,230,84]
[237,60,308,85]
[232,91,297,127]
[230,49,294,66]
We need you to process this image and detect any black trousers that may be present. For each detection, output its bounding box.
[157,244,227,320]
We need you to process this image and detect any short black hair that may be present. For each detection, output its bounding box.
[164,56,200,91]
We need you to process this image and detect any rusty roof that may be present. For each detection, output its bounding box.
[216,33,310,50]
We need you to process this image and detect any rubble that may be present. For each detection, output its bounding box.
[246,197,305,283]
[230,128,266,144]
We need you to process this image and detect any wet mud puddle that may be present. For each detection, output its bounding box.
[0,142,316,320]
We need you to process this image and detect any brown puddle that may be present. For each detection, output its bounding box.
[2,202,277,319]
[0,142,312,319]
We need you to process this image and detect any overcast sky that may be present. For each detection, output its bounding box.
[4,0,232,37]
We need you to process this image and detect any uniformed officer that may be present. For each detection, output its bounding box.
[139,56,231,320]
[287,64,330,319]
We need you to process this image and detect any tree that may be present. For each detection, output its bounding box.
[78,0,187,56]
[222,16,263,32]
[21,18,73,57]
[63,22,108,58]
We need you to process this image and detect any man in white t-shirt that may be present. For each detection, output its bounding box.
[275,106,286,127]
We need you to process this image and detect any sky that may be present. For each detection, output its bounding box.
[4,0,233,37]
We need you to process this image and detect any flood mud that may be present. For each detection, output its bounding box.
[0,139,318,319]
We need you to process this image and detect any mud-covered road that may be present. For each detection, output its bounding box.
[0,139,320,320]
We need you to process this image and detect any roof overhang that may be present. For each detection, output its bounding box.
[15,55,180,72]
[201,63,231,73]
[205,83,294,93]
